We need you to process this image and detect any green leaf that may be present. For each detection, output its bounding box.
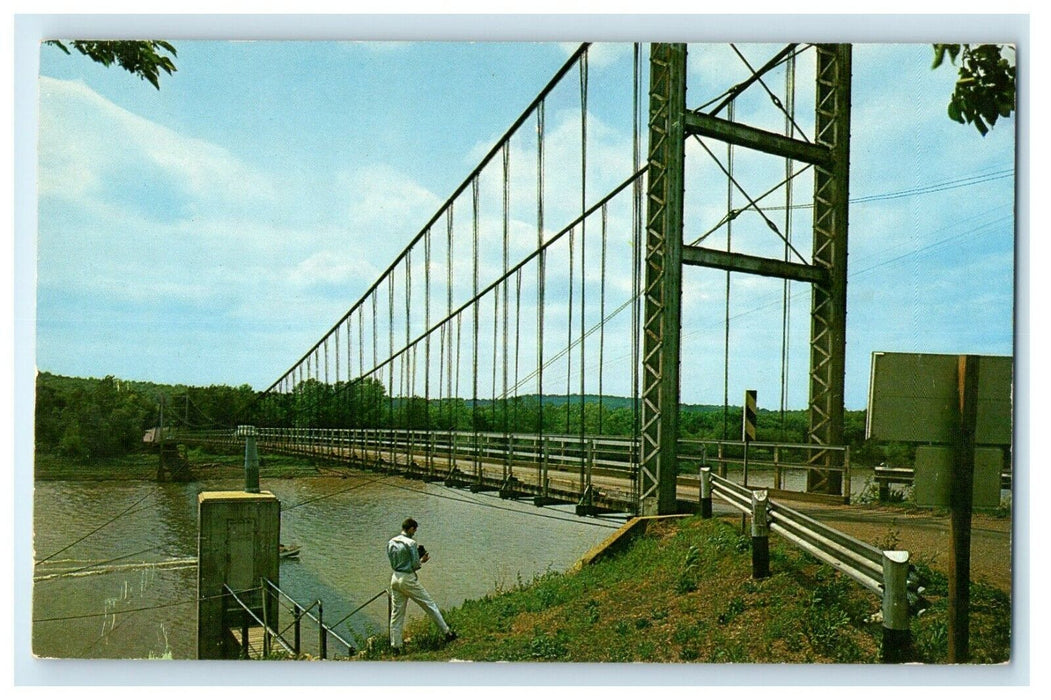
[932,45,947,69]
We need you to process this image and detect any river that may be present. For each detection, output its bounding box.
[32,469,622,659]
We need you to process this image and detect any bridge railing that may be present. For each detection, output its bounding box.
[175,427,851,503]
[680,438,852,499]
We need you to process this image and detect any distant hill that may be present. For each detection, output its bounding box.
[471,394,729,412]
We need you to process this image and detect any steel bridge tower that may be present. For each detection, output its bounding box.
[639,43,852,515]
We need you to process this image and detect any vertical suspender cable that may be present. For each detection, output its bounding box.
[372,291,379,434]
[388,273,395,431]
[599,202,608,435]
[492,278,500,431]
[348,319,354,433]
[424,227,432,436]
[358,311,364,429]
[323,338,330,430]
[722,100,735,440]
[502,141,511,475]
[406,250,413,458]
[779,50,796,438]
[579,51,589,472]
[514,269,522,435]
[455,314,462,440]
[631,42,642,505]
[447,206,456,464]
[472,177,481,480]
[566,226,575,435]
[537,100,547,481]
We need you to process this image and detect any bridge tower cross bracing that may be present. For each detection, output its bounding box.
[640,43,852,514]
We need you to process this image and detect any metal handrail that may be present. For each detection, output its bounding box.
[329,589,389,630]
[263,579,355,658]
[222,584,295,657]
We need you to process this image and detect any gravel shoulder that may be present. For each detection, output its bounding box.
[784,501,1013,593]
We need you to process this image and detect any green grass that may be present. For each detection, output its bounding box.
[377,515,1010,664]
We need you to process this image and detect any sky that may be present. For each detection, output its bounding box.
[31,34,1017,411]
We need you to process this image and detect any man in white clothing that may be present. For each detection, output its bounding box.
[387,517,456,654]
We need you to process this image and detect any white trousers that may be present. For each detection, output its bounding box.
[389,570,449,647]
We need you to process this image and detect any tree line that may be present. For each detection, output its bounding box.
[252,377,891,466]
[36,371,899,466]
[35,372,255,461]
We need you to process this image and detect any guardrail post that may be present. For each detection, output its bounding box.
[750,489,770,578]
[700,467,713,518]
[881,550,911,663]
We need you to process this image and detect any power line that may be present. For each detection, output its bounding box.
[36,493,152,565]
[281,473,392,511]
[33,589,249,624]
[760,169,1013,212]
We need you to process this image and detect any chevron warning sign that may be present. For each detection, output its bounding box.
[742,390,757,442]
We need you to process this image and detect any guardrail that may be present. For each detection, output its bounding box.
[873,464,1012,500]
[699,467,920,663]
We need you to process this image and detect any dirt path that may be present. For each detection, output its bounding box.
[773,502,1014,593]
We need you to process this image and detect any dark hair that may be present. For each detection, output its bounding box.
[402,518,418,532]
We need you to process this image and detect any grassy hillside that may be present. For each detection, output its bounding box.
[371,515,1009,664]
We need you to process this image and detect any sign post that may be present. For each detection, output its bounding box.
[866,351,1012,664]
[948,355,979,663]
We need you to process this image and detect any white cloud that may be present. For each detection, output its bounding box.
[39,77,276,212]
[289,250,379,289]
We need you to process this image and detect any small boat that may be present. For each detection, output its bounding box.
[279,544,301,559]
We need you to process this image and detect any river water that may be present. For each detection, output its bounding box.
[32,470,622,659]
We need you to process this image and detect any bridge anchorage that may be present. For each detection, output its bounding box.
[187,42,853,516]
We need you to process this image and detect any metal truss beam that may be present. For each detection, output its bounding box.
[682,245,830,285]
[806,44,852,494]
[640,42,687,516]
[684,111,832,166]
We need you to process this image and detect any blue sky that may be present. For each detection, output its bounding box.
[34,39,1016,410]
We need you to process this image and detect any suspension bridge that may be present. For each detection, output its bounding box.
[178,42,854,516]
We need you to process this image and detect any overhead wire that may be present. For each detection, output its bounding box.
[36,493,152,565]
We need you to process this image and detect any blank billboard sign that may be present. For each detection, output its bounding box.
[866,352,1012,445]
[913,446,1004,508]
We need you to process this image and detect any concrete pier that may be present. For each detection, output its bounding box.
[196,490,280,659]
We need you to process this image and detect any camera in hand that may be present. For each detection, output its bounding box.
[417,545,428,558]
